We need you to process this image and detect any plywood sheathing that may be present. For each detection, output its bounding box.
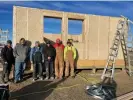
[13,6,125,68]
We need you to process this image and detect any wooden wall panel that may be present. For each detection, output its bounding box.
[88,15,99,60]
[98,16,109,59]
[13,6,124,68]
[28,9,43,46]
[15,7,27,43]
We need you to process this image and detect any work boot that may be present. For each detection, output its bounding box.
[71,76,75,79]
[55,77,59,79]
[59,76,63,80]
[14,80,19,84]
[32,79,36,82]
[50,77,54,80]
[5,74,9,83]
[39,77,43,81]
[65,76,69,79]
[45,77,49,80]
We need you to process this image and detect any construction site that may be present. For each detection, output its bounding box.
[1,5,133,100]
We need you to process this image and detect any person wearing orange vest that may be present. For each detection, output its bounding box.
[64,40,76,78]
[53,38,65,79]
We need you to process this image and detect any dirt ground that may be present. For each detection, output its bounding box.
[1,69,133,100]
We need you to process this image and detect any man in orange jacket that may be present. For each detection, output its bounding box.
[53,38,65,79]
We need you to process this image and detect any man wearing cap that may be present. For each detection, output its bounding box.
[44,41,56,80]
[30,41,44,81]
[1,40,15,83]
[64,40,76,78]
[53,38,64,79]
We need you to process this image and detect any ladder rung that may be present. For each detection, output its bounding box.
[115,39,120,41]
[106,68,113,71]
[108,58,115,61]
[113,43,118,46]
[116,31,120,35]
[114,38,120,41]
[109,53,117,57]
[110,48,118,51]
[102,75,112,78]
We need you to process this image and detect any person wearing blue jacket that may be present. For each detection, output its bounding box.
[30,41,44,81]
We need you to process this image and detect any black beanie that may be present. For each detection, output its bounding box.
[7,40,12,44]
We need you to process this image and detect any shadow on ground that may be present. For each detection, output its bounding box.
[10,79,66,100]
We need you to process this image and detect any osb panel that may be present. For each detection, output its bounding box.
[94,60,106,66]
[62,13,68,45]
[67,34,72,39]
[71,35,78,41]
[15,7,28,43]
[69,34,82,42]
[85,15,90,59]
[115,60,125,66]
[74,43,84,59]
[67,12,85,20]
[98,16,109,59]
[16,22,27,43]
[42,9,63,18]
[77,60,94,67]
[16,7,27,22]
[83,16,89,59]
[88,15,99,60]
[109,17,123,59]
[13,6,124,66]
[28,9,43,46]
[13,6,16,46]
[77,59,125,68]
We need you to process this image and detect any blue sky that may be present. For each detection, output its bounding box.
[0,1,133,40]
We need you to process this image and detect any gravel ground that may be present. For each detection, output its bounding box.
[1,70,133,100]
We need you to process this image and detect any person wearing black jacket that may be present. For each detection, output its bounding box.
[1,40,15,83]
[44,41,56,80]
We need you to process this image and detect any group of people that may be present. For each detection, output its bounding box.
[1,38,77,83]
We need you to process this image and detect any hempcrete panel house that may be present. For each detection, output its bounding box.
[13,6,125,69]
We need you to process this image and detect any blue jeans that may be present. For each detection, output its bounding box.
[15,62,25,81]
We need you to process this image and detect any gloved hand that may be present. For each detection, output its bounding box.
[31,61,33,64]
[48,57,51,60]
[42,60,44,63]
[4,62,8,64]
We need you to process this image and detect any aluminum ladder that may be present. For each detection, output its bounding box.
[125,31,133,76]
[121,15,133,76]
[101,19,127,80]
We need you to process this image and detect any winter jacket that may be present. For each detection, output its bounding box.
[30,46,44,63]
[13,43,30,62]
[64,46,76,60]
[40,43,47,53]
[53,43,65,50]
[44,45,56,61]
[1,45,15,64]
